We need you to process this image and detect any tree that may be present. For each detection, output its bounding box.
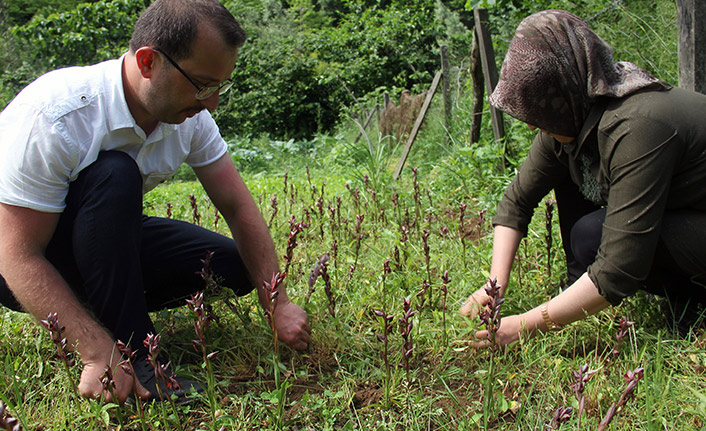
[12,0,144,69]
[2,0,101,27]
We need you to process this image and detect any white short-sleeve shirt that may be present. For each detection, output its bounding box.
[0,55,227,213]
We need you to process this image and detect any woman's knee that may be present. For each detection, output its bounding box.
[570,209,605,268]
[659,210,706,279]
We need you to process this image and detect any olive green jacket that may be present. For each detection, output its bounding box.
[494,86,706,304]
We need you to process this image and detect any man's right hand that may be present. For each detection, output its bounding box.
[78,348,151,404]
[0,204,152,403]
[274,299,312,351]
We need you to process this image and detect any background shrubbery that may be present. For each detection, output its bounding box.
[0,0,677,141]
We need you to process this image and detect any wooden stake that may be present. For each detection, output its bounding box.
[393,71,442,180]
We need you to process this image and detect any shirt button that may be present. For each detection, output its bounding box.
[80,95,87,102]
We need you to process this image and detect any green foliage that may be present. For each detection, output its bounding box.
[217,10,338,139]
[219,0,677,141]
[338,132,399,192]
[219,0,472,140]
[584,0,678,84]
[286,0,346,29]
[465,0,526,11]
[1,0,677,141]
[0,46,39,109]
[0,0,102,27]
[0,0,145,109]
[12,0,144,69]
[312,5,440,94]
[224,133,332,175]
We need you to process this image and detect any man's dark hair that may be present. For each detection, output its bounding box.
[129,0,246,60]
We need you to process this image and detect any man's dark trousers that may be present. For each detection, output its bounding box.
[0,151,252,354]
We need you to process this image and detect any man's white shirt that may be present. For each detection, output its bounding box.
[0,55,227,213]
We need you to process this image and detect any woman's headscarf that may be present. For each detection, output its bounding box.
[489,10,663,138]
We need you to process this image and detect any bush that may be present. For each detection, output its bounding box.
[12,0,144,69]
[0,0,144,109]
[219,0,473,140]
[1,0,676,141]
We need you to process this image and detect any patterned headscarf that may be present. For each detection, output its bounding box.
[489,10,663,137]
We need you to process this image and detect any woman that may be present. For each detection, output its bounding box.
[462,10,706,347]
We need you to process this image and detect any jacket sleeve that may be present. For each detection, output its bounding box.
[493,132,570,235]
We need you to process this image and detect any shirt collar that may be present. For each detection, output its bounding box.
[105,53,178,140]
[561,97,609,158]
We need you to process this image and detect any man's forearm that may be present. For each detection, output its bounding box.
[0,203,115,363]
[2,255,114,360]
[194,155,287,310]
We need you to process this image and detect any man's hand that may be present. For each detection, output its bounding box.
[273,300,311,351]
[470,314,524,349]
[78,348,151,404]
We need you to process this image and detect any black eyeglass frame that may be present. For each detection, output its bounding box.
[154,47,233,101]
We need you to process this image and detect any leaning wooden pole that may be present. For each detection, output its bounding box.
[473,8,504,142]
[393,71,442,180]
[441,45,452,145]
[473,8,507,169]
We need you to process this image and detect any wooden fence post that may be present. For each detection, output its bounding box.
[473,8,505,143]
[678,0,706,94]
[469,30,483,144]
[441,45,452,145]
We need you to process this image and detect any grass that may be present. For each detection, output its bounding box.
[2,142,705,429]
[0,3,700,428]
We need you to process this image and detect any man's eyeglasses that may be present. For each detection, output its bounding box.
[154,48,233,101]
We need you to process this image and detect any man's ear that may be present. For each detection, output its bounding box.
[134,47,157,79]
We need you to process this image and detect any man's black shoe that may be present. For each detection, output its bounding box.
[130,353,204,405]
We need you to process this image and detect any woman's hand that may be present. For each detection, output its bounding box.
[470,314,525,349]
[459,286,492,320]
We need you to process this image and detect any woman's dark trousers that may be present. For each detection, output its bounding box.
[555,178,706,333]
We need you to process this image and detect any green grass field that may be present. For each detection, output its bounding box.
[2,137,705,430]
[1,2,703,429]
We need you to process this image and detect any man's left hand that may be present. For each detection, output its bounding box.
[273,300,311,351]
